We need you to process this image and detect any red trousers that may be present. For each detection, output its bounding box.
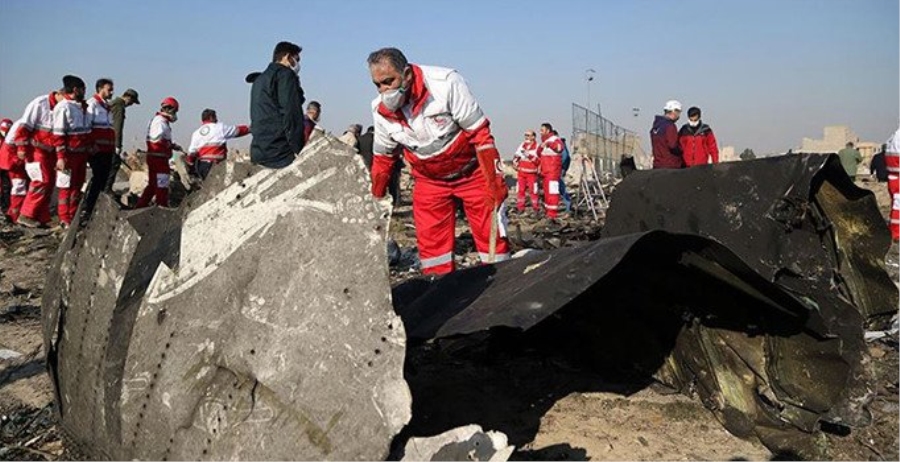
[5,163,27,223]
[20,148,56,225]
[136,156,171,208]
[57,153,89,225]
[516,171,540,212]
[540,155,562,218]
[889,174,899,241]
[413,168,510,275]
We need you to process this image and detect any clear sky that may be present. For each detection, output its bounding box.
[0,0,897,156]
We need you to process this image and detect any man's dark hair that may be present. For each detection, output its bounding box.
[272,41,302,62]
[308,101,321,110]
[687,106,701,119]
[846,142,854,148]
[541,122,553,132]
[95,78,113,92]
[62,75,86,93]
[367,47,408,72]
[366,126,374,133]
[201,109,217,122]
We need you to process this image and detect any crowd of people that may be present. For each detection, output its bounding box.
[0,77,141,228]
[0,40,896,275]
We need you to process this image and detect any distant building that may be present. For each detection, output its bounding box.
[796,125,880,175]
[719,146,739,162]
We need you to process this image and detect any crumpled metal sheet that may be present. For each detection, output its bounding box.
[43,135,411,460]
[601,153,897,323]
[397,230,868,458]
[396,155,893,458]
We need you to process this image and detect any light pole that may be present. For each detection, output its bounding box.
[585,68,596,111]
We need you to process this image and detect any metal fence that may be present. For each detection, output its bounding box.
[571,104,641,176]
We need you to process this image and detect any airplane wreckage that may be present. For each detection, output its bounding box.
[41,134,897,460]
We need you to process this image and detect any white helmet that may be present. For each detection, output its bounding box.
[663,100,682,112]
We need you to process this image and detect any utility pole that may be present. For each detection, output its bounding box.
[585,69,596,111]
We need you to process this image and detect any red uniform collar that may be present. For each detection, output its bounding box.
[61,93,88,111]
[48,91,60,110]
[376,64,429,123]
[93,94,110,110]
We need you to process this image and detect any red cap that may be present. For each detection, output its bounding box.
[160,97,180,111]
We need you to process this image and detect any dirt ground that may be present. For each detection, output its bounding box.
[0,174,897,461]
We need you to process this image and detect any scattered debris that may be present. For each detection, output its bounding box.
[0,150,892,461]
[400,424,514,461]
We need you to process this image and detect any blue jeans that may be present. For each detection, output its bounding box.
[559,171,571,212]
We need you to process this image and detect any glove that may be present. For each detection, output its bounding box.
[371,154,396,198]
[475,146,508,209]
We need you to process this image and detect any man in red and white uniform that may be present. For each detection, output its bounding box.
[83,78,116,220]
[537,122,564,219]
[886,127,900,242]
[513,129,541,213]
[1,120,28,223]
[0,118,23,223]
[14,88,65,227]
[187,109,250,180]
[51,75,92,227]
[136,97,181,208]
[367,47,510,275]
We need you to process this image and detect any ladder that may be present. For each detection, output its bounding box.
[573,155,609,221]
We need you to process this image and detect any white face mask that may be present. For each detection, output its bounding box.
[382,86,406,111]
[291,61,301,76]
[689,119,700,127]
[381,68,409,111]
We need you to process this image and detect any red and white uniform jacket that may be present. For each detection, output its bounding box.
[187,122,250,163]
[537,134,564,158]
[371,64,497,181]
[0,121,25,170]
[13,92,60,157]
[87,95,115,153]
[52,97,93,159]
[146,112,175,157]
[513,140,539,173]
[886,127,900,175]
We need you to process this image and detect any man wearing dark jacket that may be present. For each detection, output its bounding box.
[357,126,374,171]
[871,144,889,182]
[651,100,684,169]
[105,88,139,191]
[250,41,305,169]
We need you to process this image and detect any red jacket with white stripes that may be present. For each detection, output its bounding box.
[886,127,900,175]
[13,92,60,157]
[513,140,540,173]
[146,112,176,157]
[87,94,116,153]
[0,121,22,171]
[52,97,93,160]
[187,122,250,163]
[371,64,497,182]
[537,134,563,158]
